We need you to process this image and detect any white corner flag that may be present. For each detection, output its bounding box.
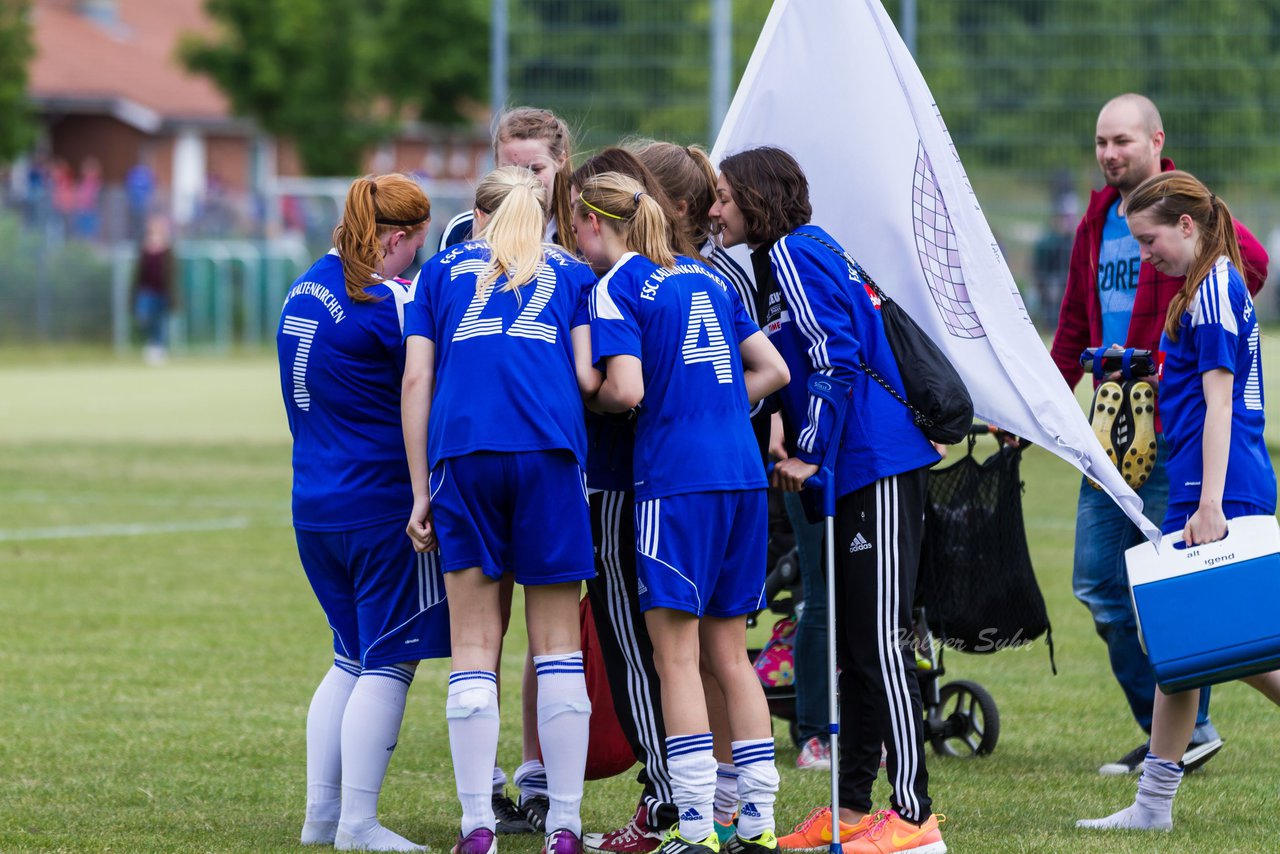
[711,0,1159,542]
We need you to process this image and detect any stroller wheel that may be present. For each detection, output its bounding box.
[929,679,1000,757]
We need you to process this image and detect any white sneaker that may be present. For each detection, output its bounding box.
[795,736,831,770]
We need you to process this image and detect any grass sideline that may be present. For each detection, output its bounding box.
[2,352,1279,854]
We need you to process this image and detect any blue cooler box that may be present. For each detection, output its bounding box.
[1125,514,1280,693]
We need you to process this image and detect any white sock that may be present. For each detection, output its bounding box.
[337,664,420,848]
[303,657,359,844]
[492,766,507,795]
[515,758,549,800]
[713,762,739,825]
[534,652,591,834]
[448,670,501,836]
[667,733,716,841]
[1077,753,1181,831]
[732,739,778,838]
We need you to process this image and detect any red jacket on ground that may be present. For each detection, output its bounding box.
[1050,158,1269,391]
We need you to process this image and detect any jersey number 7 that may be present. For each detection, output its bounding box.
[281,315,320,411]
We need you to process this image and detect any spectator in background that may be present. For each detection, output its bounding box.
[1032,195,1077,330]
[125,156,156,240]
[51,158,76,239]
[74,157,103,241]
[132,214,176,365]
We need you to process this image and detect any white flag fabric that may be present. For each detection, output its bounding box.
[711,0,1159,542]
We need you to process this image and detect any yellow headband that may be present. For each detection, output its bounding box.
[580,195,623,221]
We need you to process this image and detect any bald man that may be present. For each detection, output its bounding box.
[1050,94,1270,776]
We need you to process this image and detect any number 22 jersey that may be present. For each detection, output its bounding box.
[403,240,596,468]
[590,252,765,500]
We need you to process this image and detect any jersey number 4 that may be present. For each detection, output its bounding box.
[682,291,733,383]
[281,315,320,411]
[452,261,558,344]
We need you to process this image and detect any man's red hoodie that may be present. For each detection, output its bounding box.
[1049,158,1269,391]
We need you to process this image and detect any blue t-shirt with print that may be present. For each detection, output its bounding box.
[1097,199,1141,348]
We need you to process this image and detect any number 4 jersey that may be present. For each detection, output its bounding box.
[404,240,596,467]
[277,249,415,531]
[591,252,766,500]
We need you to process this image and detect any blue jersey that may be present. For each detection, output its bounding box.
[591,253,764,499]
[404,240,595,466]
[277,250,414,531]
[1158,256,1276,513]
[766,226,939,496]
[437,211,475,252]
[586,246,758,494]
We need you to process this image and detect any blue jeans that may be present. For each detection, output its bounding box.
[783,491,829,744]
[1073,435,1211,733]
[134,292,169,348]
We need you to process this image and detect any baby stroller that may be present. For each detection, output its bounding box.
[751,423,1043,759]
[749,552,1000,758]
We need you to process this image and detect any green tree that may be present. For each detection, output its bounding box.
[183,0,487,175]
[0,0,36,165]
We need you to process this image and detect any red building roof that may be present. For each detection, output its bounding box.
[29,0,234,127]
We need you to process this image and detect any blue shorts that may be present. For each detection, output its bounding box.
[430,450,595,585]
[295,518,451,669]
[634,489,767,618]
[1162,501,1274,536]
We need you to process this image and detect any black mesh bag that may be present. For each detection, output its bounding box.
[918,440,1055,669]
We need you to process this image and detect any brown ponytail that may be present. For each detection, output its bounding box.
[332,174,430,302]
[1125,171,1242,341]
[633,141,719,261]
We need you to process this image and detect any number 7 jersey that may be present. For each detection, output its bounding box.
[404,240,596,467]
[591,252,765,500]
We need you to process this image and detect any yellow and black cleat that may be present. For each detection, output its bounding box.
[1120,380,1157,490]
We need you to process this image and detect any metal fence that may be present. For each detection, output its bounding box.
[5,0,1280,348]
[0,176,474,350]
[503,0,1280,319]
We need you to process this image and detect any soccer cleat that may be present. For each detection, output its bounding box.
[494,790,536,834]
[777,807,869,852]
[845,811,946,854]
[656,826,720,854]
[522,795,551,832]
[544,828,585,854]
[584,801,664,854]
[1119,380,1157,490]
[1181,735,1224,773]
[722,829,778,854]
[795,737,831,771]
[454,828,499,854]
[1099,740,1150,776]
[1099,736,1224,776]
[1088,380,1127,489]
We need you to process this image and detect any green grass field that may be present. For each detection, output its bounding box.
[2,350,1279,853]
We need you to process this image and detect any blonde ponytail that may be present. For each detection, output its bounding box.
[474,165,547,295]
[575,172,676,268]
